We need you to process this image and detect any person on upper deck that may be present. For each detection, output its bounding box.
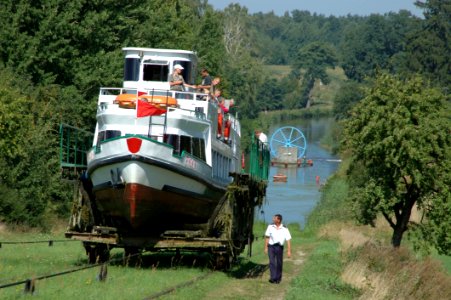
[196,68,212,94]
[215,89,234,142]
[212,89,234,111]
[169,64,186,91]
[169,64,197,92]
[209,77,221,98]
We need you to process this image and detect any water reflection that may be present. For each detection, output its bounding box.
[256,117,340,228]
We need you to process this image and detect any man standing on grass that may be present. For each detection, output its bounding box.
[264,214,292,284]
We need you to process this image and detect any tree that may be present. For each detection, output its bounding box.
[405,0,451,88]
[0,68,69,226]
[256,77,285,111]
[294,42,337,107]
[340,13,419,82]
[333,81,365,120]
[220,4,265,119]
[342,73,450,251]
[193,5,226,76]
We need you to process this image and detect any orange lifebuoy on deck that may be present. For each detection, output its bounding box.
[140,95,178,108]
[114,94,138,109]
[114,94,178,109]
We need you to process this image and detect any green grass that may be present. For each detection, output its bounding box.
[282,174,361,300]
[285,238,360,300]
[433,252,451,275]
[0,222,305,299]
[264,65,292,79]
[306,175,352,231]
[0,231,212,299]
[310,68,347,108]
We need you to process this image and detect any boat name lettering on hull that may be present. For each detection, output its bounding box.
[184,157,197,169]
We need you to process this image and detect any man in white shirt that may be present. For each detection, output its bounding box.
[264,214,292,284]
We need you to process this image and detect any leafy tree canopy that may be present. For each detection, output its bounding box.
[343,73,450,252]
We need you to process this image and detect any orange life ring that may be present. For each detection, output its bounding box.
[140,95,178,108]
[114,94,178,109]
[114,94,138,109]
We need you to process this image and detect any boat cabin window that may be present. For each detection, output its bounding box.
[180,135,192,155]
[97,130,121,143]
[174,60,193,83]
[164,134,206,162]
[192,137,206,162]
[124,58,140,81]
[143,60,169,82]
[96,130,121,150]
[164,134,180,155]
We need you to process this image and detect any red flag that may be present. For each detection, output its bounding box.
[137,99,167,117]
[138,91,147,96]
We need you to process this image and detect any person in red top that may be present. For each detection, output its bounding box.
[214,89,234,141]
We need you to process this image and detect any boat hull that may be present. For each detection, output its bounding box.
[89,156,225,234]
[94,182,222,234]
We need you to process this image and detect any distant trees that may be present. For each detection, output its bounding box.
[332,81,365,120]
[219,4,265,119]
[342,73,450,252]
[194,6,227,76]
[293,42,337,108]
[405,0,451,87]
[339,12,420,82]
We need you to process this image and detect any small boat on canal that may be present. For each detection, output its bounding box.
[273,173,288,182]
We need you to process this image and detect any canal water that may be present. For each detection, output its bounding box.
[256,117,340,228]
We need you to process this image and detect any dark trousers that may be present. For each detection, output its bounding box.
[268,244,284,282]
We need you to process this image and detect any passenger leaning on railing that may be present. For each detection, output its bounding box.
[196,68,212,94]
[214,89,234,142]
[191,69,217,100]
[209,77,221,100]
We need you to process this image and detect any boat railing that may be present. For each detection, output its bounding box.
[98,87,214,121]
[99,87,210,102]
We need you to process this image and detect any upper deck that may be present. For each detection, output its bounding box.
[122,47,198,92]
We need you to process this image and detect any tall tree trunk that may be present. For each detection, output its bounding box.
[301,76,315,108]
[391,224,405,247]
[391,196,416,247]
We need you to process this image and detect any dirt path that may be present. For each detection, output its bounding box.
[259,250,306,300]
[206,250,306,300]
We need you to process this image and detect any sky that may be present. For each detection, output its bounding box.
[208,0,423,17]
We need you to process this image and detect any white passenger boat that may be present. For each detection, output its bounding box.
[86,47,241,234]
